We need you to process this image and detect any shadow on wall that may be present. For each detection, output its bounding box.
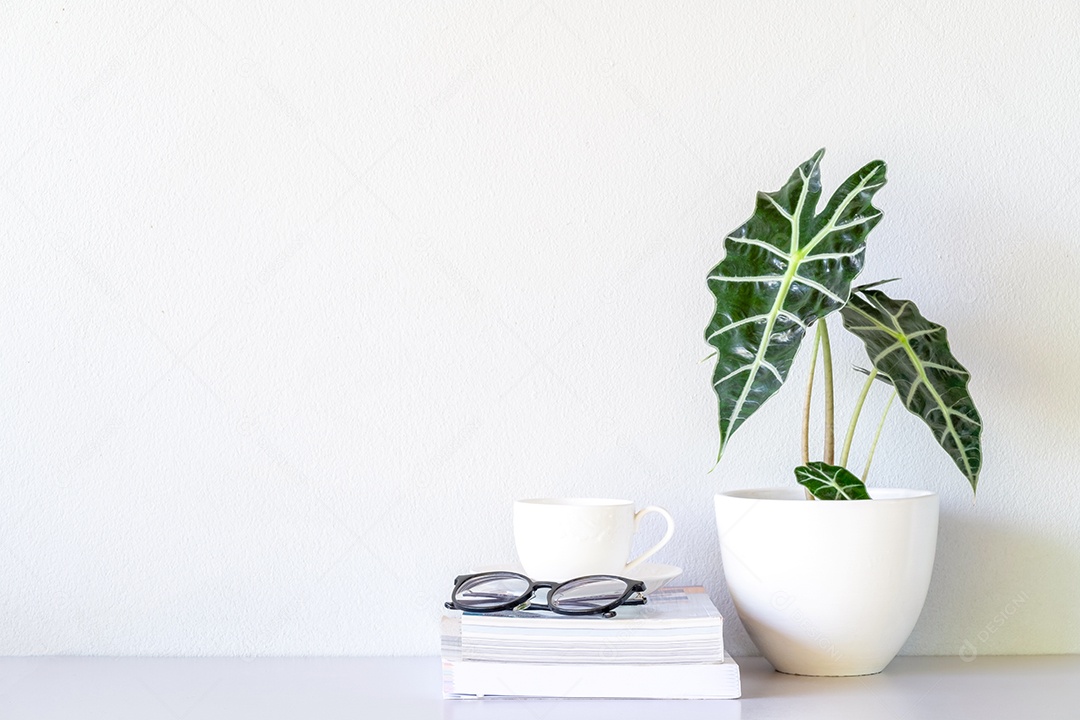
[697,547,757,656]
[914,512,1080,658]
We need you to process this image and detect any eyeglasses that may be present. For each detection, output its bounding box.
[444,571,647,618]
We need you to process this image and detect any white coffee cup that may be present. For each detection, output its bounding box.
[513,498,675,580]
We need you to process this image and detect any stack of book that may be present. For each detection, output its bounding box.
[441,586,740,699]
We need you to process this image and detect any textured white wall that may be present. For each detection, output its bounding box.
[2,1,1078,658]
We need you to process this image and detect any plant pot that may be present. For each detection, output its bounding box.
[714,487,938,676]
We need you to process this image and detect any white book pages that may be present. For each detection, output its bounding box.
[443,654,741,700]
[443,587,724,663]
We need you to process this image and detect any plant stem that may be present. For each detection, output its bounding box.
[820,318,835,465]
[840,367,878,468]
[862,390,897,483]
[801,325,822,465]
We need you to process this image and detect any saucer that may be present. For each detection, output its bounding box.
[625,562,683,594]
[469,562,683,596]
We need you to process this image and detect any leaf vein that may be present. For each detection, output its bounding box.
[791,275,844,303]
[728,236,792,260]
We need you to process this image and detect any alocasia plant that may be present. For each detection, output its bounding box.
[705,150,983,499]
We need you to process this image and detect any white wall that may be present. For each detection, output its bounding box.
[2,1,1078,657]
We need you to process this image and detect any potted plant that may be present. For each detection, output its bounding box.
[706,149,983,676]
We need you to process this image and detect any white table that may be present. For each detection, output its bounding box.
[1,655,1077,719]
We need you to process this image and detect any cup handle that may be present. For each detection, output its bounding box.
[624,506,675,571]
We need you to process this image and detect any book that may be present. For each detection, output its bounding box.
[442,654,741,699]
[444,587,724,665]
[440,586,739,699]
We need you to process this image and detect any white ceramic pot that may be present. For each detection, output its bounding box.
[714,487,939,676]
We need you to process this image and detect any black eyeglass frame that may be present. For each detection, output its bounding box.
[444,571,647,618]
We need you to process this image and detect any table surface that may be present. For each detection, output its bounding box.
[1,655,1077,719]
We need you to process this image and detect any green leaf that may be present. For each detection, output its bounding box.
[854,277,901,292]
[840,288,983,492]
[706,150,887,459]
[854,365,894,385]
[794,462,871,500]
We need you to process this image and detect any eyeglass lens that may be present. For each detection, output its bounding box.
[454,572,531,610]
[549,576,632,612]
